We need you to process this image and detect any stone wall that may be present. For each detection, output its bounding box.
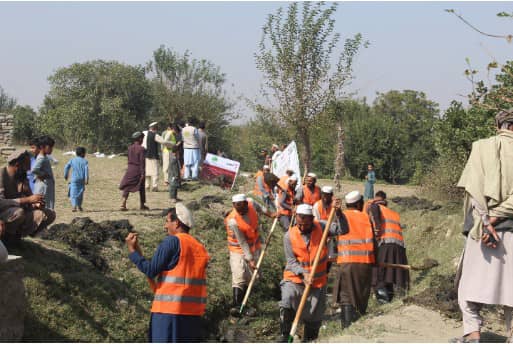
[0,256,26,341]
[0,113,15,158]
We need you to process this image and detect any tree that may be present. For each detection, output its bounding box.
[12,105,39,143]
[40,60,153,152]
[255,2,366,170]
[0,86,17,113]
[147,45,234,153]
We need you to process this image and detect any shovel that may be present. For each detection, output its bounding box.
[288,207,336,342]
[379,258,439,271]
[239,217,279,315]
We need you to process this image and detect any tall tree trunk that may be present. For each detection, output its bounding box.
[333,123,345,192]
[299,127,311,176]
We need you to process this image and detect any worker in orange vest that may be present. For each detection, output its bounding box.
[225,193,277,316]
[254,165,275,210]
[278,202,346,342]
[277,175,298,231]
[335,190,376,329]
[297,173,322,205]
[367,190,409,303]
[125,203,209,342]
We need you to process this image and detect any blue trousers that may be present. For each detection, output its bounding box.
[149,312,203,343]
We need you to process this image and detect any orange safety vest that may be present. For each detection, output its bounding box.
[313,200,332,221]
[283,221,328,288]
[337,209,375,264]
[151,233,209,316]
[253,170,271,196]
[377,205,404,246]
[278,175,289,191]
[278,187,295,216]
[302,185,321,205]
[224,201,261,254]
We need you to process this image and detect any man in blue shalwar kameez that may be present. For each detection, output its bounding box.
[64,147,89,212]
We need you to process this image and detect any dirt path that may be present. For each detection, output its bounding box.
[324,305,462,343]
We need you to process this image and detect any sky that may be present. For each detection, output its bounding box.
[1,1,512,122]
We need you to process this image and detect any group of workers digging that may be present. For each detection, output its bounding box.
[124,164,409,342]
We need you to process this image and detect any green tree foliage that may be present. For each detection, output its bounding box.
[12,105,39,144]
[39,60,153,152]
[226,112,291,172]
[343,91,439,183]
[255,2,366,169]
[0,85,17,113]
[147,45,233,153]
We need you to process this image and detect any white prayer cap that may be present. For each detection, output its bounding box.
[149,121,158,128]
[307,172,317,179]
[263,165,270,170]
[232,194,247,203]
[321,186,334,194]
[272,144,279,149]
[296,204,313,216]
[345,190,362,204]
[287,175,298,183]
[175,203,194,228]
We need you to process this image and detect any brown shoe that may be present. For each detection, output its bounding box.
[140,205,150,210]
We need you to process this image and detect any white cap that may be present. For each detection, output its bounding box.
[321,186,334,194]
[307,172,317,178]
[263,165,270,170]
[296,204,313,216]
[272,144,279,149]
[345,190,362,204]
[176,202,194,228]
[287,175,298,183]
[232,194,247,203]
[149,121,158,128]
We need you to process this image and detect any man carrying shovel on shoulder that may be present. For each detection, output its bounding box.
[278,201,347,343]
[225,193,277,316]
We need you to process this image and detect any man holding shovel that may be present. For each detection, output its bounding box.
[225,193,277,316]
[278,202,347,342]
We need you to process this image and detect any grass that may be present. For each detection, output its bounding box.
[4,147,482,342]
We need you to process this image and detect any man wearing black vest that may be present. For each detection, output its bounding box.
[143,122,174,192]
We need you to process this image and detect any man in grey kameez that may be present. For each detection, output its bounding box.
[454,109,513,343]
[279,202,347,342]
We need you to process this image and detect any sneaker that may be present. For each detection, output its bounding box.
[78,207,83,212]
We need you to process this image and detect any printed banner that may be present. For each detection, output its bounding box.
[271,141,301,180]
[200,153,240,189]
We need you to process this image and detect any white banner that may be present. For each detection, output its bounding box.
[271,141,301,179]
[200,153,240,189]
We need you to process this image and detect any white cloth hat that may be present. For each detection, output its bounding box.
[272,144,279,149]
[287,175,298,183]
[307,172,317,178]
[149,121,158,128]
[345,190,362,204]
[321,186,334,194]
[263,165,270,170]
[296,204,313,216]
[176,202,194,228]
[232,194,247,203]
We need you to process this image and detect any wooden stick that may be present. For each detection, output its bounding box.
[288,207,337,342]
[378,262,411,270]
[239,217,279,315]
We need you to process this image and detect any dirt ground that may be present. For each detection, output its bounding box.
[325,304,463,343]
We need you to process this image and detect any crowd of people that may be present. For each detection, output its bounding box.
[124,139,410,342]
[2,109,513,343]
[119,118,208,209]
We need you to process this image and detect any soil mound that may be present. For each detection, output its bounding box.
[403,273,460,319]
[391,196,442,211]
[41,217,133,272]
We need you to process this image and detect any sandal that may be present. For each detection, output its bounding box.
[140,205,150,211]
[119,206,128,211]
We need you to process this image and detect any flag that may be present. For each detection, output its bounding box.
[200,153,240,189]
[272,141,301,179]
